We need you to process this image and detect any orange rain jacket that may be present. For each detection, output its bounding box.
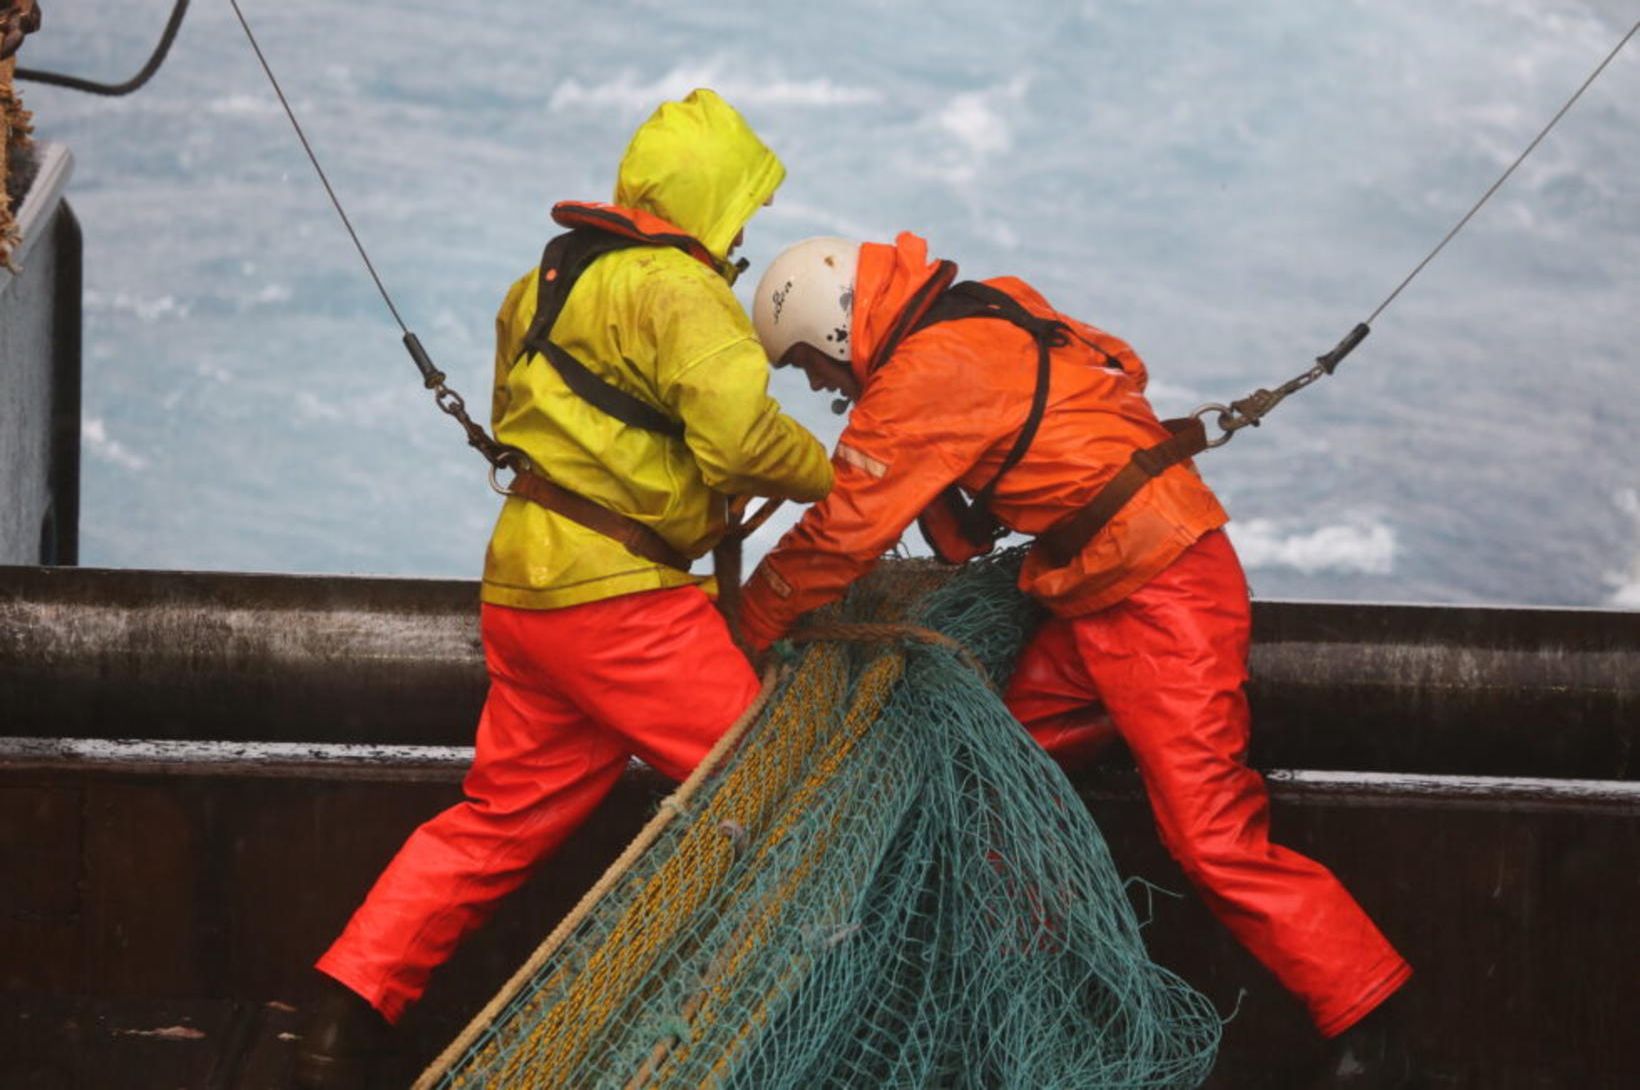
[739,232,1229,650]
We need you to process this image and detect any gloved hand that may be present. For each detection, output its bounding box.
[749,638,800,677]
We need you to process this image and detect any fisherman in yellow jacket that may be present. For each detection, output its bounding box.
[295,89,832,1089]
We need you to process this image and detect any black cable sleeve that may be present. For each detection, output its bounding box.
[16,0,190,97]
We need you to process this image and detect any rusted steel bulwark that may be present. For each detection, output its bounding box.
[1,563,1637,1087]
[3,736,1638,813]
[0,755,1634,1087]
[2,565,1635,777]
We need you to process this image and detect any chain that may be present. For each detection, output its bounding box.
[1191,322,1370,448]
[1190,360,1331,448]
[231,2,528,497]
[427,381,532,496]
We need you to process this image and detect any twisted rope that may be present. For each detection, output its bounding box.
[790,620,994,690]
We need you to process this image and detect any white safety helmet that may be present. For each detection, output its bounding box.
[752,237,861,365]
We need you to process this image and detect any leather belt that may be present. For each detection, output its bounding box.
[1035,417,1208,568]
[507,471,692,572]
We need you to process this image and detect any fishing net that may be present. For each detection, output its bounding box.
[1,49,34,268]
[419,551,1221,1090]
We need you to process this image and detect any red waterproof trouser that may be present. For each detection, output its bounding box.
[316,586,761,1023]
[1004,530,1411,1036]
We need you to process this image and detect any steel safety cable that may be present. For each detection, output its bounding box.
[223,1,1635,460]
[1192,17,1640,447]
[228,0,522,475]
[1366,17,1640,326]
[228,0,405,336]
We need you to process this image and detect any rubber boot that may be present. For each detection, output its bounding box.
[292,976,392,1090]
[1307,989,1420,1089]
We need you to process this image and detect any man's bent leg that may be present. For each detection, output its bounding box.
[1073,531,1410,1036]
[1005,616,1121,772]
[316,603,631,1023]
[541,586,763,782]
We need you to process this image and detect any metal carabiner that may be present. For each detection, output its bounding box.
[486,447,533,497]
[1189,403,1241,449]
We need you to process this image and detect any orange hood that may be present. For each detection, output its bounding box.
[850,232,959,389]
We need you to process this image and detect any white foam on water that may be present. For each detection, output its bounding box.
[207,93,284,118]
[1134,379,1203,413]
[1228,517,1397,576]
[550,64,881,114]
[915,75,1032,185]
[245,283,292,306]
[761,200,891,247]
[1604,489,1640,609]
[937,76,1030,157]
[83,290,189,323]
[82,417,149,472]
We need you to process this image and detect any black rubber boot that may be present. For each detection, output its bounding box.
[1307,990,1420,1089]
[292,977,392,1090]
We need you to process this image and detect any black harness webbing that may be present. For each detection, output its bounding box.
[1033,417,1207,568]
[907,281,1071,547]
[488,223,717,571]
[907,280,1207,567]
[516,228,693,438]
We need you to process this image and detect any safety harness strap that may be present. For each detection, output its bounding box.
[1035,416,1208,568]
[506,471,693,572]
[501,204,721,571]
[535,337,686,438]
[908,280,1067,551]
[926,283,1067,531]
[905,280,1208,569]
[517,224,691,438]
[863,259,961,376]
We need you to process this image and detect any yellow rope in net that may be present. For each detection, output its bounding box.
[421,554,1221,1089]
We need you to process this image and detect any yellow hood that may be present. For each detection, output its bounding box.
[614,88,785,263]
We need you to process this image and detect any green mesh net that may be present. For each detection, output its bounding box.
[422,551,1221,1089]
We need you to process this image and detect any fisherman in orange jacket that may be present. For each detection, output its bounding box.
[293,91,832,1090]
[739,233,1416,1089]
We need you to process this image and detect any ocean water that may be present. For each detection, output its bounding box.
[18,0,1640,608]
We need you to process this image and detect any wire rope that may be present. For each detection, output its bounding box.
[227,0,408,336]
[1366,18,1639,325]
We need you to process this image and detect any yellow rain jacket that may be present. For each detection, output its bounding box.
[483,89,833,610]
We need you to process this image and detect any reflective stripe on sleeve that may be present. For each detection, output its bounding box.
[764,566,793,599]
[836,442,888,478]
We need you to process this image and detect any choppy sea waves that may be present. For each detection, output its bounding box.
[22,0,1640,608]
